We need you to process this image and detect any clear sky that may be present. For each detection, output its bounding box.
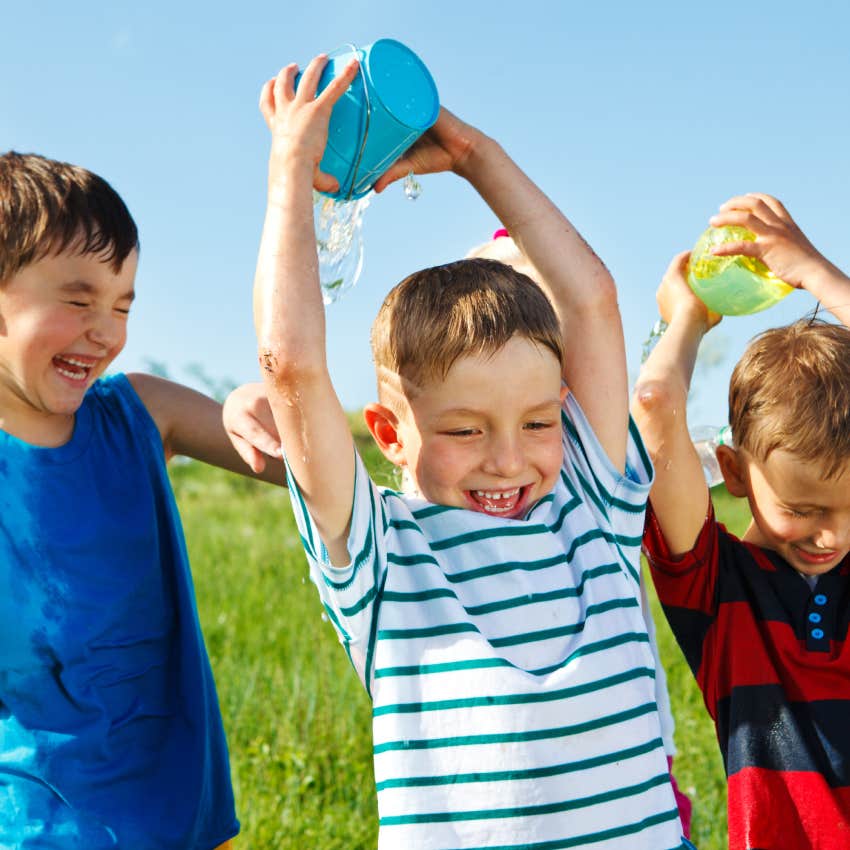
[3,0,848,425]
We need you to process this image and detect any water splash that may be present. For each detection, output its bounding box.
[403,171,422,201]
[314,191,371,304]
[640,318,668,364]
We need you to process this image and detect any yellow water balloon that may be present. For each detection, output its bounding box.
[687,225,794,316]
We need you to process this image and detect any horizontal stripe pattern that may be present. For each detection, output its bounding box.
[286,396,680,848]
[647,502,850,847]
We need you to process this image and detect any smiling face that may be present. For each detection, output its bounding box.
[368,336,566,519]
[720,446,850,576]
[0,248,137,445]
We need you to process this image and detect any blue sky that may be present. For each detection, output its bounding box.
[3,0,848,425]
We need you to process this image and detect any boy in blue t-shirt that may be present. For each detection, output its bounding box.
[0,151,280,849]
[233,55,692,849]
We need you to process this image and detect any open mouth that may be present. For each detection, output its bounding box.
[466,486,528,517]
[52,355,94,383]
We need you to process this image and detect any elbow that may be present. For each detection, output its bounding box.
[631,379,686,453]
[257,344,326,393]
[573,271,620,323]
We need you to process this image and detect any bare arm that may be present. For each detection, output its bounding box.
[631,253,720,555]
[711,192,850,327]
[128,373,286,485]
[374,112,628,471]
[253,56,361,565]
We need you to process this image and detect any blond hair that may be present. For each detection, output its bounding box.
[371,257,563,398]
[0,151,138,284]
[729,318,850,478]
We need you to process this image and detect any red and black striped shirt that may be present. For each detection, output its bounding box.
[644,502,850,850]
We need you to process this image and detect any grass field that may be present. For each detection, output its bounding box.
[173,427,751,849]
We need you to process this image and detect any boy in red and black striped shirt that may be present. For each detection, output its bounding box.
[632,193,850,850]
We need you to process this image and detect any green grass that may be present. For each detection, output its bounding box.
[172,428,752,850]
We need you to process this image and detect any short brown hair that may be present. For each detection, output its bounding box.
[371,257,563,396]
[0,151,138,284]
[729,318,850,478]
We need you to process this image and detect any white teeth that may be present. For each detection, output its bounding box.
[55,366,87,381]
[473,488,520,500]
[58,357,92,368]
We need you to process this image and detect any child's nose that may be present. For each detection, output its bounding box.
[87,312,124,349]
[484,434,524,478]
[814,523,850,552]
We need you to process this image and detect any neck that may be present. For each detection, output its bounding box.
[0,404,75,447]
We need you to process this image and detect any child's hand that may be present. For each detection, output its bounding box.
[708,193,827,290]
[258,55,360,197]
[223,383,282,474]
[658,251,722,331]
[372,107,483,192]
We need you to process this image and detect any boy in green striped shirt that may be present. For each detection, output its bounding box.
[243,54,691,849]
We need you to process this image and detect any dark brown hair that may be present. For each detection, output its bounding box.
[0,151,138,284]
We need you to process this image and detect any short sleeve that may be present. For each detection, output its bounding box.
[284,449,387,692]
[643,499,720,618]
[561,393,654,585]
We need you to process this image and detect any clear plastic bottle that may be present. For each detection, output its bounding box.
[690,425,733,488]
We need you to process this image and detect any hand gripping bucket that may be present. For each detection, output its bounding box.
[301,39,440,200]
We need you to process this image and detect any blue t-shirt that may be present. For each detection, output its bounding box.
[0,375,238,849]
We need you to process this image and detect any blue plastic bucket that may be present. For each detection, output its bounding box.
[297,39,439,200]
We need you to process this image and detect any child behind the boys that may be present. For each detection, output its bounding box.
[0,151,279,848]
[633,192,850,849]
[246,55,690,849]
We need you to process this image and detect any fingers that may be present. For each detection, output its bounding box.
[714,192,787,228]
[709,208,770,234]
[710,240,762,258]
[743,192,790,220]
[229,433,267,474]
[240,413,283,458]
[373,159,412,193]
[315,57,359,110]
[294,54,329,102]
[272,63,299,108]
[261,64,297,126]
[313,168,340,195]
[258,78,276,123]
[661,250,691,282]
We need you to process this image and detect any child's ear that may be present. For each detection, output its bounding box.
[716,445,748,498]
[363,403,406,466]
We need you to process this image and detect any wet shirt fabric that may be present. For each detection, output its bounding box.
[287,395,687,850]
[644,503,850,850]
[0,375,238,850]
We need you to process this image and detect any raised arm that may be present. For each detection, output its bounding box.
[374,111,628,471]
[631,252,721,555]
[710,192,850,327]
[253,56,361,565]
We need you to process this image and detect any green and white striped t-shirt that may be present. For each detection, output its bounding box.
[286,395,686,850]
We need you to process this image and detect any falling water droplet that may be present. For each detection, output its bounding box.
[403,171,422,201]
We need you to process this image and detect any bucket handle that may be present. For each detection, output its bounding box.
[333,42,372,201]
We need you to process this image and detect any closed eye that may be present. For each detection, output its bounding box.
[442,428,480,437]
[524,420,556,431]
